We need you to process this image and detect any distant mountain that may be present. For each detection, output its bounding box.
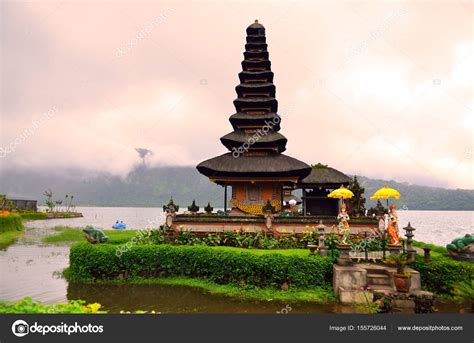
[357,176,474,211]
[1,166,473,210]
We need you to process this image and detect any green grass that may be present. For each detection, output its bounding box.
[412,251,473,295]
[43,227,141,245]
[18,211,83,221]
[413,240,448,254]
[0,214,24,249]
[0,214,24,233]
[43,227,313,257]
[75,276,335,303]
[0,230,23,249]
[18,212,47,220]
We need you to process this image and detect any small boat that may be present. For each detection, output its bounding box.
[112,221,127,230]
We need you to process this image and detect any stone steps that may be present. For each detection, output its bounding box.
[367,273,391,286]
[367,284,394,293]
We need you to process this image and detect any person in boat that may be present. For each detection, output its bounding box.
[113,220,126,229]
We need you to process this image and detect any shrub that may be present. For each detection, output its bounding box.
[0,214,23,233]
[412,240,448,254]
[67,243,334,289]
[0,297,105,314]
[412,254,474,294]
[137,226,333,250]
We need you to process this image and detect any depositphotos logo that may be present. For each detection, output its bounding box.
[12,319,104,337]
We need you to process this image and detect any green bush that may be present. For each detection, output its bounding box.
[0,214,24,233]
[0,297,105,314]
[67,243,334,289]
[134,226,372,250]
[412,240,448,254]
[412,254,474,294]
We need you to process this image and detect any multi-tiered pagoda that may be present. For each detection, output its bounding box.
[197,20,311,215]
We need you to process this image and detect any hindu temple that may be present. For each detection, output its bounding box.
[197,20,311,215]
[167,20,377,233]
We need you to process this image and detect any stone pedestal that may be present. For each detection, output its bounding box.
[423,248,432,264]
[307,244,317,256]
[388,244,402,255]
[318,246,328,257]
[333,264,367,304]
[317,229,327,257]
[403,222,416,262]
[336,243,353,266]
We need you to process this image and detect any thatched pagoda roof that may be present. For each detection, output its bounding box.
[197,153,311,179]
[196,20,311,183]
[220,131,287,152]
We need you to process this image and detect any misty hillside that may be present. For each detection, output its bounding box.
[1,166,473,210]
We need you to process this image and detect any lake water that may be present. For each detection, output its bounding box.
[1,208,472,313]
[30,207,474,246]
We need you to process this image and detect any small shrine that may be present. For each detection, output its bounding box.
[296,163,351,216]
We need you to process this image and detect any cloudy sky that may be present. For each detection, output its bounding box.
[1,0,472,189]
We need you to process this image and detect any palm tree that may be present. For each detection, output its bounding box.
[43,189,55,212]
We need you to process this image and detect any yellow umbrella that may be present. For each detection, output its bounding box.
[370,185,400,208]
[328,185,354,205]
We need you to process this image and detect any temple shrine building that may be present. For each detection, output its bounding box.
[195,20,360,220]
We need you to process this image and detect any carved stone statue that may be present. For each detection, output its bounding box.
[387,204,400,246]
[447,233,474,262]
[163,198,179,228]
[337,204,350,244]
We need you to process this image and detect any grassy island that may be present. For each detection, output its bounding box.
[62,228,473,305]
[0,214,24,249]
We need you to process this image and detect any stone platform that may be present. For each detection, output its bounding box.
[333,263,430,311]
[171,214,378,234]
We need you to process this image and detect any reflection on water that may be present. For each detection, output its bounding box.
[27,208,474,246]
[67,283,350,314]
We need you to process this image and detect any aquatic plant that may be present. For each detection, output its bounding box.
[353,287,382,314]
[0,297,106,314]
